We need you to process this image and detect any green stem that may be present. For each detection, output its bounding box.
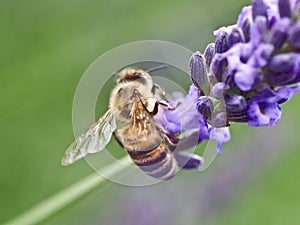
[3,156,132,225]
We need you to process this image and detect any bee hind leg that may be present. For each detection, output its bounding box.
[164,132,179,147]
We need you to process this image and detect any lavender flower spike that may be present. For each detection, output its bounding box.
[190,0,300,128]
[154,0,300,171]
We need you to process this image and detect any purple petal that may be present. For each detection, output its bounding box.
[245,84,300,127]
[154,86,202,134]
[275,86,298,103]
[234,65,261,91]
[208,127,231,153]
[252,87,295,104]
[248,43,274,67]
[187,85,200,103]
[247,102,282,127]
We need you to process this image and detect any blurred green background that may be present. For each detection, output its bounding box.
[1,0,300,224]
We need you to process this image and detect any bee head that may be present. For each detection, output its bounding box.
[117,68,153,87]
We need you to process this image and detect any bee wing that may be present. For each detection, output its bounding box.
[61,109,117,166]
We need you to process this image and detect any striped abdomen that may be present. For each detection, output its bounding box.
[126,142,178,180]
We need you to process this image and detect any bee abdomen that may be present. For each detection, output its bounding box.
[127,143,178,180]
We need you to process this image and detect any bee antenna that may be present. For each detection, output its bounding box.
[146,64,168,73]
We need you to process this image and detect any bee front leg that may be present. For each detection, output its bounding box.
[158,99,177,110]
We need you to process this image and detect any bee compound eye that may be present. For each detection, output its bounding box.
[133,73,146,80]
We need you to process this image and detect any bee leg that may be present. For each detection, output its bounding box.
[140,97,158,114]
[164,132,179,147]
[158,99,176,110]
[158,127,179,151]
[174,152,204,169]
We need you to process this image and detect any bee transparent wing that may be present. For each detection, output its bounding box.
[61,109,116,166]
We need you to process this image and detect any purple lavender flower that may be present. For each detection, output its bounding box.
[154,85,230,160]
[190,0,300,128]
[152,0,300,168]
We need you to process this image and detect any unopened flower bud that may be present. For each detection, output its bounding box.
[279,0,291,18]
[228,27,245,46]
[215,31,229,53]
[204,43,215,67]
[197,96,213,118]
[269,53,295,74]
[252,0,268,20]
[288,22,300,51]
[267,18,290,51]
[210,54,226,82]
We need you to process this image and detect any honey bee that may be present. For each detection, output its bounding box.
[61,66,180,180]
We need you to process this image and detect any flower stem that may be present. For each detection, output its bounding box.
[3,156,132,225]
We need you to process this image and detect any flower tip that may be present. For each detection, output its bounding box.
[210,54,227,82]
[252,0,268,20]
[278,0,292,18]
[228,27,245,46]
[215,31,229,53]
[204,43,215,67]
